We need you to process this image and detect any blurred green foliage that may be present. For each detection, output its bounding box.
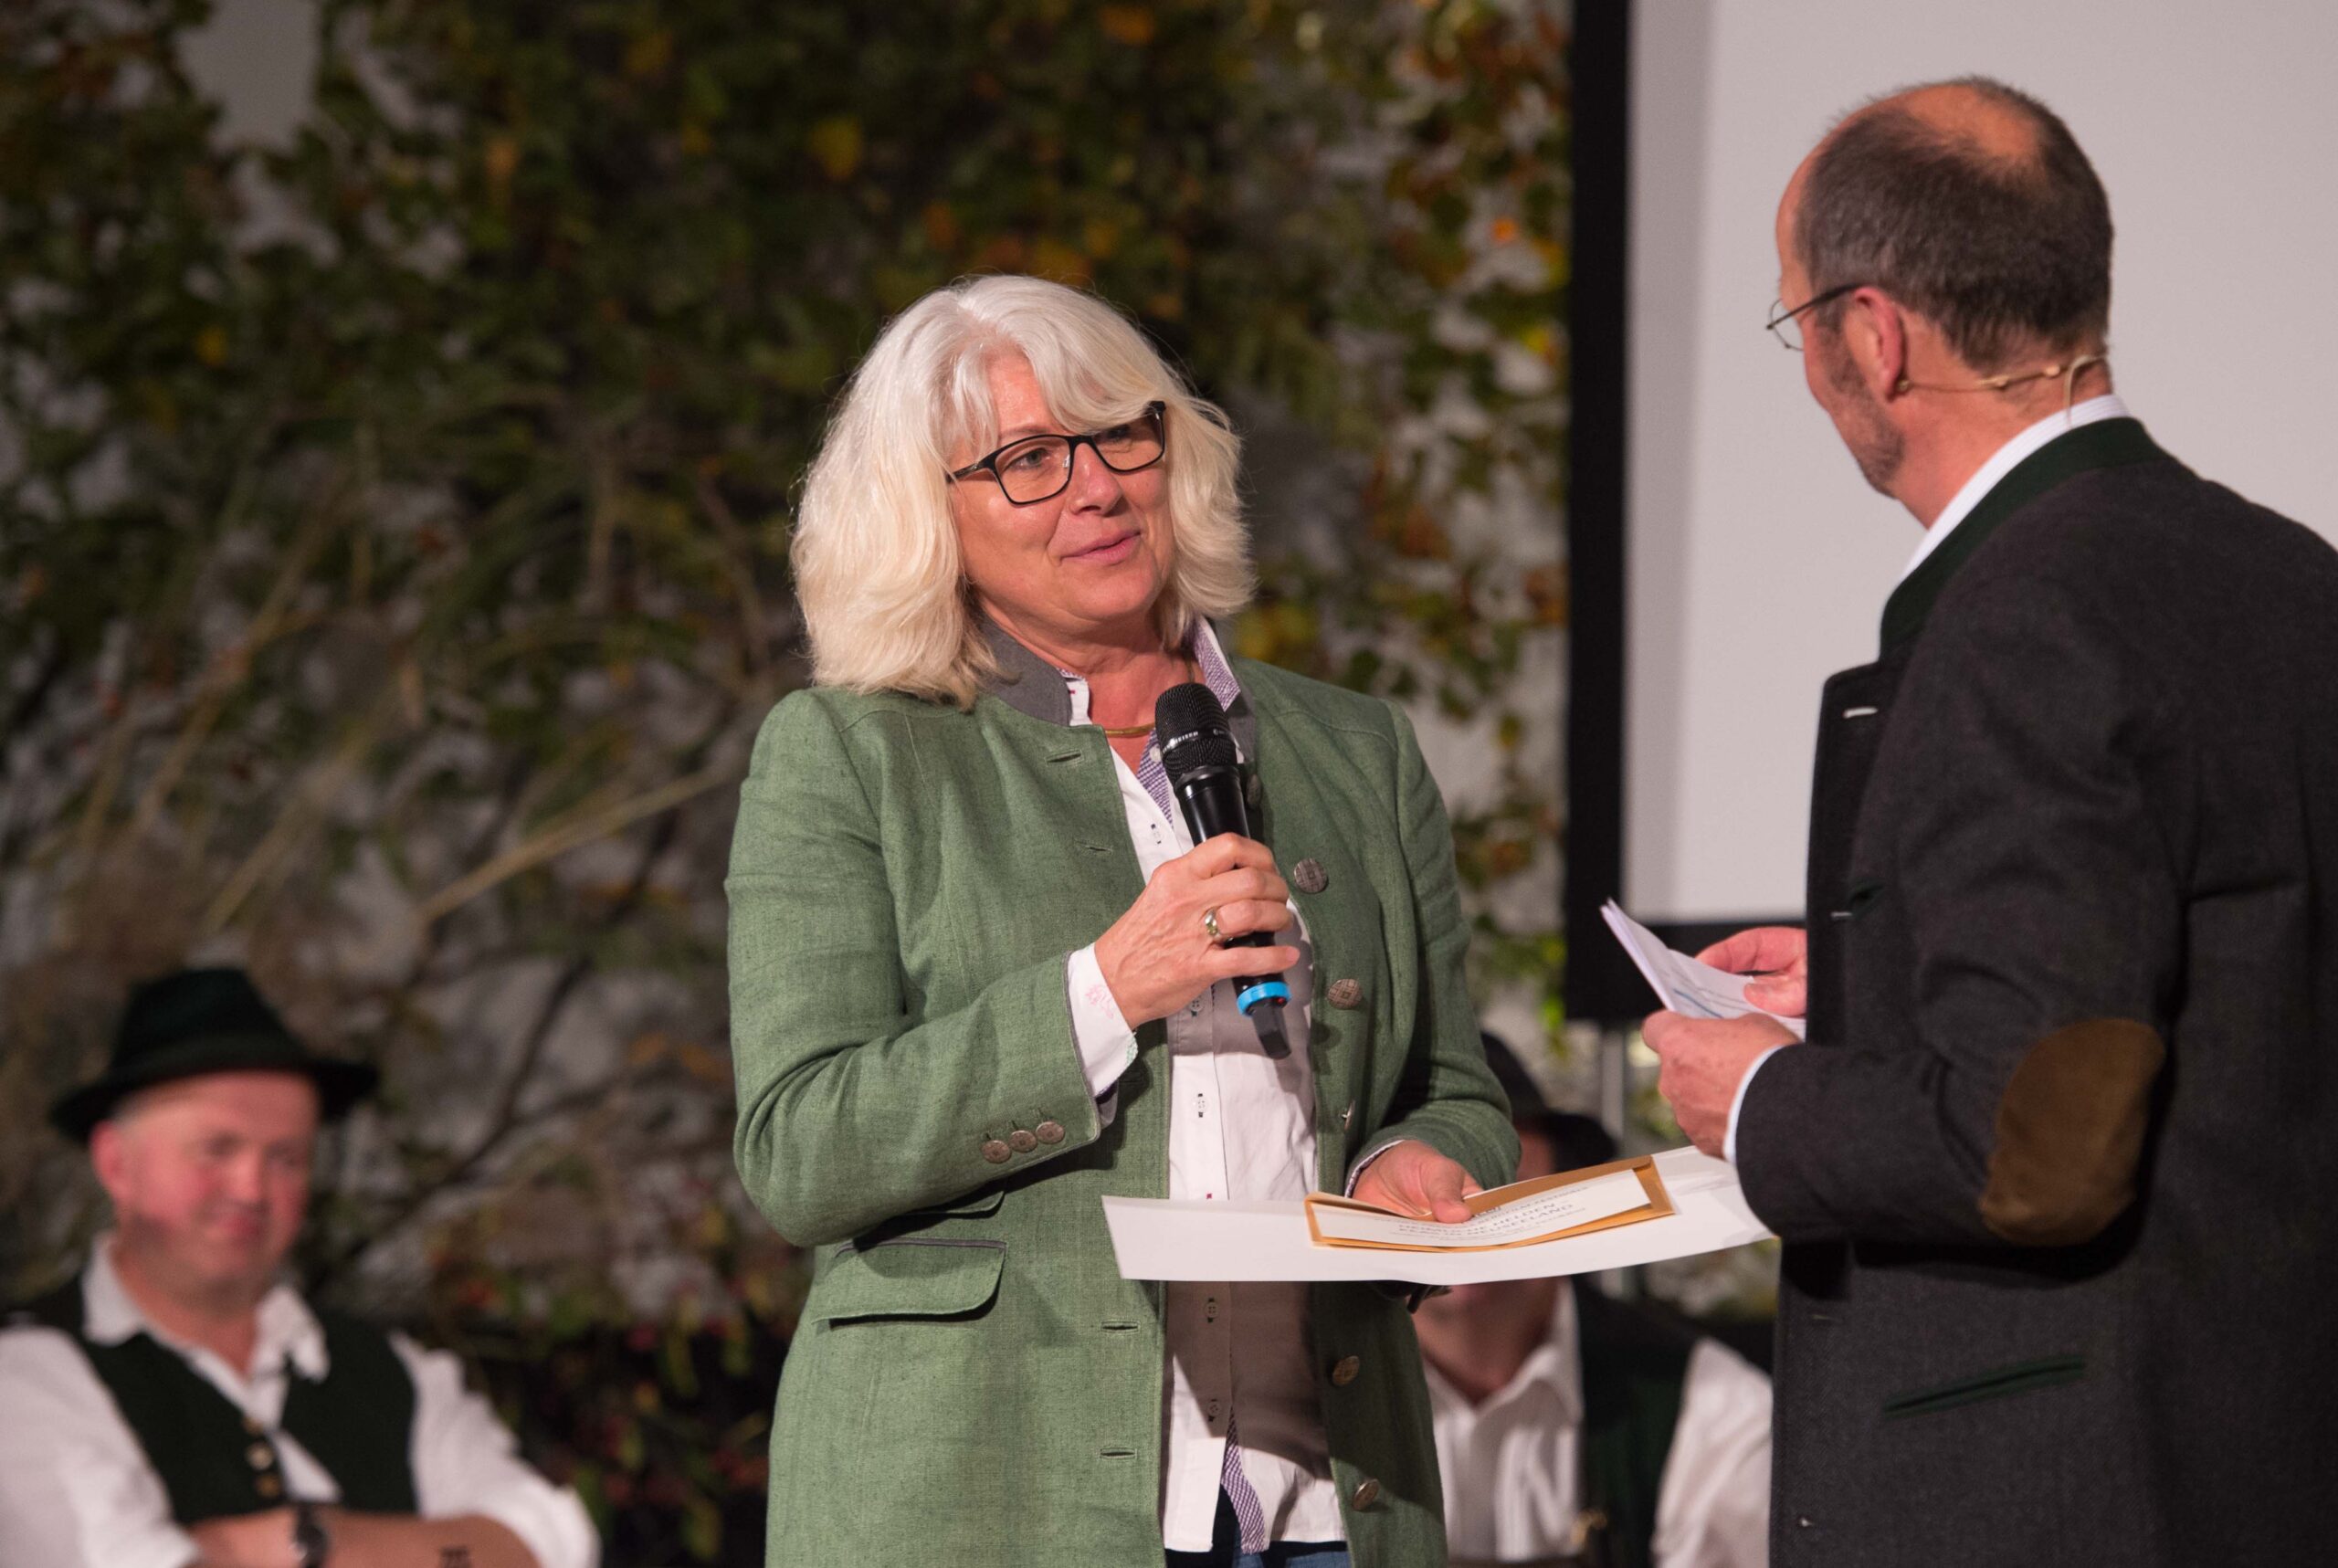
[2,0,1568,1558]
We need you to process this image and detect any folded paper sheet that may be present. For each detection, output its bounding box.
[1103,1146,1773,1285]
[1303,1157,1669,1253]
[1602,900,1807,1039]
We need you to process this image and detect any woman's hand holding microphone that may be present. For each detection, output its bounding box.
[1091,830,1487,1222]
[1093,835,1297,1026]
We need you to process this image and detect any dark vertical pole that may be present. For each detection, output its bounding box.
[1563,0,1637,1025]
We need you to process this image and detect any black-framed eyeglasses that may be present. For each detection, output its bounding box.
[947,402,1168,505]
[1764,282,1864,351]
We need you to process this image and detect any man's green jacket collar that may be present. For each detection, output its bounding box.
[1880,416,2167,655]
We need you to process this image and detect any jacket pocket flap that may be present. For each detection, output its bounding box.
[903,1187,1006,1220]
[1829,879,1887,921]
[814,1239,1006,1324]
[1883,1354,2084,1419]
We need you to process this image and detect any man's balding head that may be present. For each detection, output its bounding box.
[1787,77,2112,374]
[1867,79,2045,161]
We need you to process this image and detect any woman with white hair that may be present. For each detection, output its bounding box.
[727,274,1515,1568]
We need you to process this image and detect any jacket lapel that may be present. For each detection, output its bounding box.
[1803,654,1906,1047]
[1240,694,1385,1186]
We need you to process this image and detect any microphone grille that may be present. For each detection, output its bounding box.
[1153,680,1224,738]
[1153,681,1236,781]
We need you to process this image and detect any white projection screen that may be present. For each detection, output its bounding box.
[1615,0,2338,944]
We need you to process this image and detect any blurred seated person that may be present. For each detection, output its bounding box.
[0,968,598,1568]
[1415,1036,1771,1568]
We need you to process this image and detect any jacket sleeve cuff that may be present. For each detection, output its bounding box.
[1343,1137,1411,1196]
[1066,945,1140,1100]
[1722,1045,1790,1165]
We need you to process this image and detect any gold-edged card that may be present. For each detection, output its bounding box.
[1302,1154,1673,1253]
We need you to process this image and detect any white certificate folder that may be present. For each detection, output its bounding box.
[1102,1146,1772,1285]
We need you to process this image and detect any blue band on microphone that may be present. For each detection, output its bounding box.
[1236,979,1290,1015]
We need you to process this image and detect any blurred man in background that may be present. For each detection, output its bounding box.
[1416,1036,1769,1568]
[0,968,597,1568]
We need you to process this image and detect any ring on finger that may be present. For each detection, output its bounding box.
[1201,905,1224,944]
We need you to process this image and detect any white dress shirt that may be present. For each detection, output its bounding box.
[1054,624,1344,1552]
[1426,1287,1773,1567]
[0,1237,598,1568]
[1722,395,2133,1164]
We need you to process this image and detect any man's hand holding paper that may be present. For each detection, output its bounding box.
[1645,1009,1798,1157]
[1602,904,1807,1157]
[1696,924,1810,1017]
[1601,901,1808,1037]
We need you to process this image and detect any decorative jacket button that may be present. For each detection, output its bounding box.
[1008,1129,1038,1153]
[247,1442,275,1470]
[980,1139,1013,1164]
[1292,858,1328,894]
[255,1473,282,1500]
[1330,1355,1362,1386]
[1351,1477,1382,1510]
[1245,773,1263,807]
[1034,1120,1066,1144]
[1328,978,1364,1009]
[1340,1101,1354,1129]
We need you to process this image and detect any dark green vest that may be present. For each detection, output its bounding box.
[1573,1282,1695,1568]
[15,1273,418,1522]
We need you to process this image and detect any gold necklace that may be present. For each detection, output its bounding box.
[1098,658,1198,738]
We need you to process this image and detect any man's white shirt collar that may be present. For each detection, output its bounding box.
[1423,1282,1582,1429]
[82,1234,328,1382]
[1900,394,2131,582]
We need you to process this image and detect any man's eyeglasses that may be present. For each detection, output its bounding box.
[948,403,1168,505]
[1764,282,1863,352]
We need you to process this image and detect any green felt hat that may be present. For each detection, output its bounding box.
[48,967,378,1142]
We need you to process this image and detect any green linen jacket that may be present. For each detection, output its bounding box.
[727,632,1516,1568]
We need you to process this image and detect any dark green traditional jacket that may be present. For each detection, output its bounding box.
[12,1265,417,1524]
[1738,419,2338,1564]
[727,638,1518,1568]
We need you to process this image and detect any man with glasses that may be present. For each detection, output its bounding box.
[1644,76,2338,1566]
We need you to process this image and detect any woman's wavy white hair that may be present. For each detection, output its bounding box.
[793,275,1253,707]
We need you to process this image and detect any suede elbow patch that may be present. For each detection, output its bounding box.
[1978,1018,2165,1247]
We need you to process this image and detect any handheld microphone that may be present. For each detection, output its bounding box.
[1153,682,1291,1058]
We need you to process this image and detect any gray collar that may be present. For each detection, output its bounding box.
[976,617,1258,762]
[978,619,1076,725]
